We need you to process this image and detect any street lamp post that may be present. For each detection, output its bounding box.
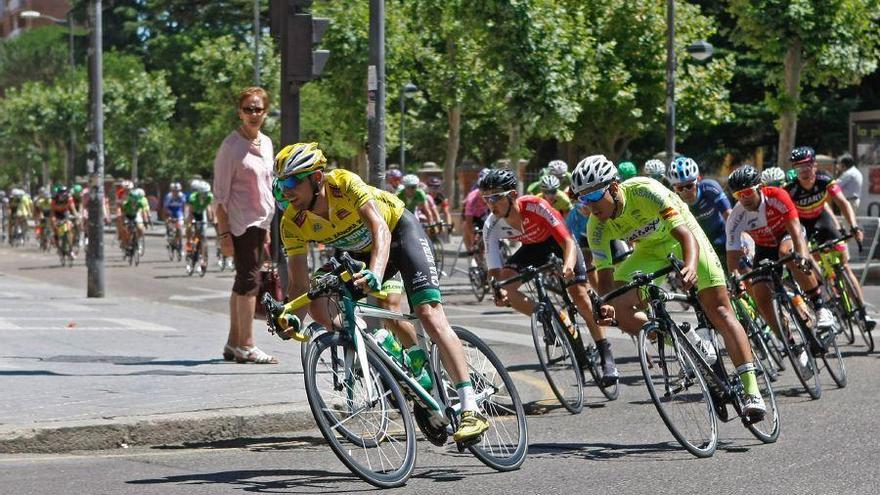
[21,9,76,184]
[665,0,713,164]
[86,0,106,298]
[253,0,261,86]
[399,82,418,170]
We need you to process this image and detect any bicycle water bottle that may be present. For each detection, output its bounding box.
[559,310,578,340]
[371,328,404,365]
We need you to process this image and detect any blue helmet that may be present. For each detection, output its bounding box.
[667,156,700,185]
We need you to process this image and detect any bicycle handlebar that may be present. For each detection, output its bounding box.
[736,251,801,284]
[809,230,859,255]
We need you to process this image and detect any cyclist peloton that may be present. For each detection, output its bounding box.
[536,175,573,217]
[527,160,572,196]
[725,165,838,362]
[49,185,77,251]
[272,142,490,443]
[118,187,152,250]
[426,177,453,228]
[666,156,732,267]
[398,174,441,228]
[577,155,766,419]
[479,168,620,385]
[784,146,874,331]
[7,188,33,243]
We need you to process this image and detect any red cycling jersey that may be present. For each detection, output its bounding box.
[483,195,570,269]
[726,186,798,249]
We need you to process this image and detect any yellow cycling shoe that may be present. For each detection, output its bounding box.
[453,410,489,443]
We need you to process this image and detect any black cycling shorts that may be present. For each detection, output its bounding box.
[800,209,840,246]
[505,237,589,284]
[333,209,442,306]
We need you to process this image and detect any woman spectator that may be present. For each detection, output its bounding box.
[213,87,278,364]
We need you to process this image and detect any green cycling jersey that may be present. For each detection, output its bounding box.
[586,177,725,291]
[122,196,149,217]
[397,188,428,213]
[188,191,213,214]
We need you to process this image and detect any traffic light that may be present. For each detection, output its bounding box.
[270,0,330,83]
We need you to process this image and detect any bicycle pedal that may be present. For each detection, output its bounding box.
[455,434,483,452]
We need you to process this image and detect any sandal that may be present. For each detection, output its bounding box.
[234,346,278,364]
[223,344,236,362]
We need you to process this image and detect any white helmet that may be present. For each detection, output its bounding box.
[644,159,666,179]
[667,156,700,185]
[401,174,420,187]
[547,160,568,177]
[197,181,211,193]
[761,167,786,186]
[540,175,561,192]
[11,188,24,198]
[571,155,618,194]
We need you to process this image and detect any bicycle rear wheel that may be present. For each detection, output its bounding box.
[772,296,821,399]
[569,310,618,400]
[638,322,717,458]
[839,268,874,353]
[304,332,416,488]
[436,326,529,471]
[530,307,584,413]
[820,301,848,388]
[468,265,487,302]
[432,236,445,277]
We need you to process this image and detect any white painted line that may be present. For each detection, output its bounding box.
[105,318,177,332]
[0,319,22,330]
[0,317,176,332]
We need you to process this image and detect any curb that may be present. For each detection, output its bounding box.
[0,404,314,454]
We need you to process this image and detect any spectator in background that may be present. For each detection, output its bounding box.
[836,153,863,212]
[213,86,277,364]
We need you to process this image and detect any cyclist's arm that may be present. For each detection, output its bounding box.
[441,202,452,226]
[425,196,440,225]
[670,224,698,285]
[597,267,614,296]
[561,234,579,278]
[359,200,391,280]
[286,253,312,321]
[722,209,731,221]
[831,190,858,230]
[726,249,744,276]
[785,216,810,259]
[462,216,474,251]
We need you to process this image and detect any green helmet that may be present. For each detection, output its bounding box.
[72,184,83,196]
[786,168,797,182]
[52,183,64,195]
[618,161,637,181]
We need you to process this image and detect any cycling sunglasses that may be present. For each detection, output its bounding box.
[578,187,607,205]
[674,181,697,192]
[481,190,513,204]
[732,185,760,200]
[278,172,315,191]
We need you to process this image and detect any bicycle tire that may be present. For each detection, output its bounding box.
[744,350,781,444]
[468,266,487,302]
[304,332,416,488]
[737,303,783,382]
[820,301,848,388]
[772,296,821,399]
[569,309,619,400]
[432,236,445,277]
[839,268,874,353]
[638,322,717,458]
[439,326,529,471]
[529,307,584,413]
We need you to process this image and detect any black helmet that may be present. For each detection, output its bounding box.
[838,153,855,168]
[728,165,761,191]
[478,168,518,191]
[790,146,815,166]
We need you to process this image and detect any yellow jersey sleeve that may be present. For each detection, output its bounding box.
[281,208,308,256]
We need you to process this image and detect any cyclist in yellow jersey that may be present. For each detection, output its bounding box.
[274,142,489,442]
[574,155,766,420]
[535,175,572,217]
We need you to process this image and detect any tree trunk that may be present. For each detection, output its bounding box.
[777,38,803,167]
[508,123,523,194]
[445,105,461,207]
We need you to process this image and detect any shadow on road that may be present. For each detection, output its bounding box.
[127,468,373,494]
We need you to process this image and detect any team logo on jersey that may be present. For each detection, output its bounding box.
[336,208,351,220]
[313,223,323,232]
[660,207,678,220]
[294,211,307,227]
[329,184,343,198]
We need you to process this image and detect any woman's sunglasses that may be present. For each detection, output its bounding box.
[241,106,266,115]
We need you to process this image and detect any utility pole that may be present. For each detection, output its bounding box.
[86,0,105,298]
[665,0,675,165]
[367,0,385,189]
[254,0,261,86]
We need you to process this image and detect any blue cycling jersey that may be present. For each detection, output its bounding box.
[689,179,731,249]
[566,207,589,246]
[164,192,187,219]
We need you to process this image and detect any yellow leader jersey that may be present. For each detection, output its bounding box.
[280,169,405,256]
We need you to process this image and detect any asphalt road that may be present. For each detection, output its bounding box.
[2,233,880,494]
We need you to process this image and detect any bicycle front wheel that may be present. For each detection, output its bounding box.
[772,296,821,399]
[744,351,781,444]
[839,269,874,353]
[638,322,717,458]
[437,326,529,471]
[530,308,584,413]
[304,332,416,488]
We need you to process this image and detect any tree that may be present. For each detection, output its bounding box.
[729,0,880,165]
[0,25,70,95]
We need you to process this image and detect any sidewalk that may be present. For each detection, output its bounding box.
[0,273,310,454]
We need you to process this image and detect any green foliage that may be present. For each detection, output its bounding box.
[0,25,70,94]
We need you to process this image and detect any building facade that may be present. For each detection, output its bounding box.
[1,0,72,39]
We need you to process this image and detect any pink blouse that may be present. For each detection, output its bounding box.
[212,130,275,236]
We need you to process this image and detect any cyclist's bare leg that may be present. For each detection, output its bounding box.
[567,282,605,341]
[697,285,751,366]
[378,292,418,347]
[607,281,649,336]
[494,267,536,315]
[749,281,779,337]
[414,302,469,384]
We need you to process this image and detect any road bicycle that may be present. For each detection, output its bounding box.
[728,276,786,382]
[422,221,451,278]
[596,256,779,458]
[122,218,144,266]
[493,256,618,414]
[56,218,75,267]
[165,219,183,262]
[811,231,874,353]
[263,252,528,488]
[185,220,207,277]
